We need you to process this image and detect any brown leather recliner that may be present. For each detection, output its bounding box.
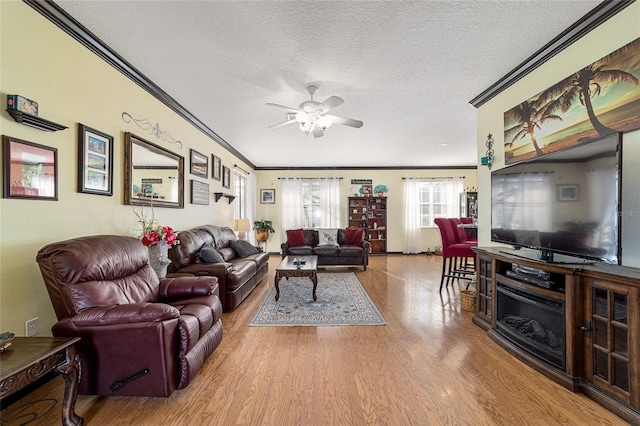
[36,235,223,397]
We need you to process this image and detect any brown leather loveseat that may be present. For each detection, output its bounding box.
[36,235,223,397]
[281,228,369,270]
[167,225,269,311]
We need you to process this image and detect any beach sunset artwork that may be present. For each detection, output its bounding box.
[504,37,640,164]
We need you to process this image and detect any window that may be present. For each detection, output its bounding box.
[234,172,246,219]
[415,178,463,227]
[281,178,341,230]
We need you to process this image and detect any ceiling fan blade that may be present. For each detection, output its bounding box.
[265,102,299,113]
[268,118,297,129]
[317,96,344,114]
[312,127,324,138]
[325,114,364,128]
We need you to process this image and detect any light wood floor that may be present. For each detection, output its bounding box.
[1,255,629,425]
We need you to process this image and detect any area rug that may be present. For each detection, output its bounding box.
[250,272,386,326]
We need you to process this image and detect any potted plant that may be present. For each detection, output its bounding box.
[373,184,389,197]
[253,219,275,242]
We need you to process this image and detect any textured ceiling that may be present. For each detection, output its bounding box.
[54,0,602,168]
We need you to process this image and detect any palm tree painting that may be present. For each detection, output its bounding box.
[504,99,562,156]
[504,37,640,164]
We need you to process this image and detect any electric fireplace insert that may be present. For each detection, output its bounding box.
[496,282,565,369]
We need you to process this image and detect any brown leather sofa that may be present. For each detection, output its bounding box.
[36,235,223,397]
[281,229,369,270]
[167,225,269,311]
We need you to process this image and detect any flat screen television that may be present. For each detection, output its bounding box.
[491,132,621,264]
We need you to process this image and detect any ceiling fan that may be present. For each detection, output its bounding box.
[266,85,363,138]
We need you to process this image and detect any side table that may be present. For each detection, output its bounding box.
[1,337,83,426]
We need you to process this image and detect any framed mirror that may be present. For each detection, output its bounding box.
[124,132,184,208]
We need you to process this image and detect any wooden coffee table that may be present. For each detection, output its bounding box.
[274,255,318,301]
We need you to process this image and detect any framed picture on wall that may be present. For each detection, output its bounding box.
[222,165,231,189]
[212,155,221,181]
[77,123,113,196]
[557,184,579,201]
[191,179,210,205]
[2,135,58,200]
[260,188,275,204]
[190,149,208,178]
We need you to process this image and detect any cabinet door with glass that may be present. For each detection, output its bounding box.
[474,253,493,329]
[584,277,639,410]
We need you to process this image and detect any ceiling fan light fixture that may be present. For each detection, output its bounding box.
[316,116,333,130]
[266,85,361,136]
[299,121,313,134]
[295,111,310,124]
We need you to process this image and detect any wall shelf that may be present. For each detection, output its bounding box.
[214,192,235,204]
[6,110,67,132]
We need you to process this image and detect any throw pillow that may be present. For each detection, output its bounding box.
[317,228,339,246]
[345,227,364,246]
[230,240,260,257]
[199,245,225,264]
[286,228,306,247]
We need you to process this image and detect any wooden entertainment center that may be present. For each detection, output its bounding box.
[473,247,639,423]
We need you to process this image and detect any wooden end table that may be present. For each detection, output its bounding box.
[274,255,318,301]
[1,337,83,426]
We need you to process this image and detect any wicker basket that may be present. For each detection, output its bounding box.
[460,290,476,312]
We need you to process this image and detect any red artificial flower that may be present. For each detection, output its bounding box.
[163,226,177,245]
[141,231,160,247]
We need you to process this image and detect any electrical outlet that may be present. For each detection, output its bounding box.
[25,317,39,337]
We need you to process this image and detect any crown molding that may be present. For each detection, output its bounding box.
[255,165,478,171]
[25,0,256,168]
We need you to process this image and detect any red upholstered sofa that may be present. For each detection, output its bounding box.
[280,228,369,270]
[36,235,223,397]
[167,225,269,311]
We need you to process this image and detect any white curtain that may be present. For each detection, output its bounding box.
[281,178,305,231]
[448,177,464,217]
[246,172,257,245]
[403,178,421,254]
[317,178,341,228]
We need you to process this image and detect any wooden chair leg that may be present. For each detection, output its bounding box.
[439,256,447,292]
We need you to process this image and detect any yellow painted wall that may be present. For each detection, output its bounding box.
[256,169,477,253]
[475,1,640,261]
[0,2,251,336]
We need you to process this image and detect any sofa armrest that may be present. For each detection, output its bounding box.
[281,242,290,258]
[171,262,232,277]
[362,240,371,250]
[160,276,219,299]
[68,303,179,327]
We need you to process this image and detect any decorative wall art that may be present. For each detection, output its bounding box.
[504,37,640,164]
[260,188,275,204]
[121,112,183,149]
[191,180,210,205]
[190,149,208,178]
[212,155,222,181]
[77,124,113,196]
[2,135,58,200]
[222,166,231,189]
